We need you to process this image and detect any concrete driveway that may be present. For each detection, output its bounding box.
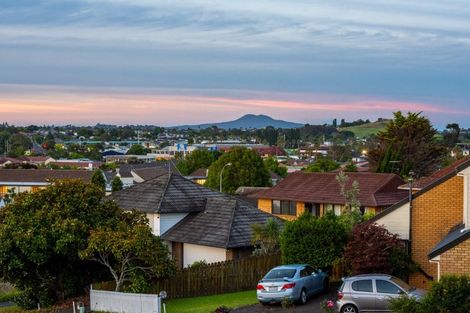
[232,288,337,313]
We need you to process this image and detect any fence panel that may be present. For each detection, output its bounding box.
[90,288,161,313]
[95,254,344,299]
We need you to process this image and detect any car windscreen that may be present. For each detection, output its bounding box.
[391,277,413,292]
[264,268,297,280]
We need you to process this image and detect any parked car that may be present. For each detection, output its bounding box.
[256,264,329,305]
[336,274,427,313]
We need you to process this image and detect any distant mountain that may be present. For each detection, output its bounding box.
[171,114,304,130]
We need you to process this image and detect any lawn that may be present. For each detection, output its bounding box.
[165,290,257,313]
[339,120,389,138]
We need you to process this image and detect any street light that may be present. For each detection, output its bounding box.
[219,162,232,193]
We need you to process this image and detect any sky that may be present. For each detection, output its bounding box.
[0,0,469,128]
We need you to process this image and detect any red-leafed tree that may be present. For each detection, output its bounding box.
[343,223,412,278]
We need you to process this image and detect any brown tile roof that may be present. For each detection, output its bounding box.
[400,157,470,190]
[254,171,408,207]
[188,168,208,177]
[0,169,94,184]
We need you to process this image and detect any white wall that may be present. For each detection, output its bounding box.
[146,213,160,236]
[374,202,410,240]
[183,243,227,267]
[459,167,470,228]
[160,213,188,235]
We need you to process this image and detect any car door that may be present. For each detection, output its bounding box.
[374,279,403,311]
[307,266,322,293]
[299,267,313,296]
[350,279,376,311]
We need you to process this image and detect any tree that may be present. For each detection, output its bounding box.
[368,111,446,178]
[80,210,175,292]
[443,123,460,148]
[280,212,348,269]
[251,218,282,256]
[343,223,412,278]
[111,176,123,192]
[263,157,287,178]
[91,169,106,191]
[176,149,222,175]
[304,157,340,172]
[0,180,122,307]
[126,144,147,155]
[205,147,271,194]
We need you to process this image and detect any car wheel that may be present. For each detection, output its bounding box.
[323,278,330,293]
[341,304,358,313]
[298,288,307,305]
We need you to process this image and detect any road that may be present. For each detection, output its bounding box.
[232,289,337,313]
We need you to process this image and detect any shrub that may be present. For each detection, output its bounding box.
[343,223,413,278]
[390,275,470,313]
[280,212,348,269]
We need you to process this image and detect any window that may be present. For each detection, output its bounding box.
[272,200,281,214]
[265,269,297,279]
[272,200,296,215]
[351,280,373,293]
[376,280,401,294]
[305,203,320,216]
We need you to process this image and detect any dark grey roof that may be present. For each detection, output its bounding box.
[108,173,220,213]
[117,161,181,179]
[162,197,282,249]
[133,167,169,181]
[428,224,470,259]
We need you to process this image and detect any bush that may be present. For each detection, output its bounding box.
[343,223,413,278]
[280,212,348,269]
[390,275,470,313]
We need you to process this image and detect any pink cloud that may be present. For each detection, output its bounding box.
[0,84,465,126]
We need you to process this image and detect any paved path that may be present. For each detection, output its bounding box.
[232,289,337,313]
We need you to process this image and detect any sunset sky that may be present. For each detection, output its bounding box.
[1,1,470,127]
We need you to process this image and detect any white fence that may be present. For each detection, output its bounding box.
[90,288,161,313]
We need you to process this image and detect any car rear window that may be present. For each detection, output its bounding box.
[351,280,373,292]
[265,269,297,279]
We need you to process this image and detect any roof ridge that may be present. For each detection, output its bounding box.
[224,198,238,249]
[156,172,173,213]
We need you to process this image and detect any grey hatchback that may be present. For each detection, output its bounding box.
[257,264,329,305]
[336,274,426,313]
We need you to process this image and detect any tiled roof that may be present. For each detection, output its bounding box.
[0,169,94,183]
[162,197,282,249]
[108,172,220,213]
[254,171,407,207]
[428,224,470,259]
[133,167,169,181]
[188,168,208,178]
[400,157,470,190]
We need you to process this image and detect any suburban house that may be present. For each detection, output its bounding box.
[0,169,94,197]
[252,171,408,220]
[370,157,470,289]
[108,172,281,268]
[185,168,208,185]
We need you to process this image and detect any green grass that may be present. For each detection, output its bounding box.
[0,306,21,313]
[165,290,258,313]
[340,120,389,138]
[0,291,19,303]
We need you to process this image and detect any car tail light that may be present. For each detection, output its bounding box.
[281,282,296,290]
[337,291,344,300]
[256,284,265,290]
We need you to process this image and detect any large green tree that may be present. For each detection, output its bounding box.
[0,180,121,307]
[368,111,445,178]
[91,169,106,191]
[80,211,175,292]
[126,144,147,155]
[176,149,222,175]
[263,157,287,178]
[205,147,271,194]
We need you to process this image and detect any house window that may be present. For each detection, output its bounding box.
[305,203,320,216]
[272,200,297,215]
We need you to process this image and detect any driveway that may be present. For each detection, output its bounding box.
[232,288,337,313]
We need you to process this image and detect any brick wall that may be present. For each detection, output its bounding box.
[410,175,463,289]
[440,239,470,277]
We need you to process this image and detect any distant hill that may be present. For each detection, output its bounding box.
[171,114,304,130]
[340,120,390,138]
